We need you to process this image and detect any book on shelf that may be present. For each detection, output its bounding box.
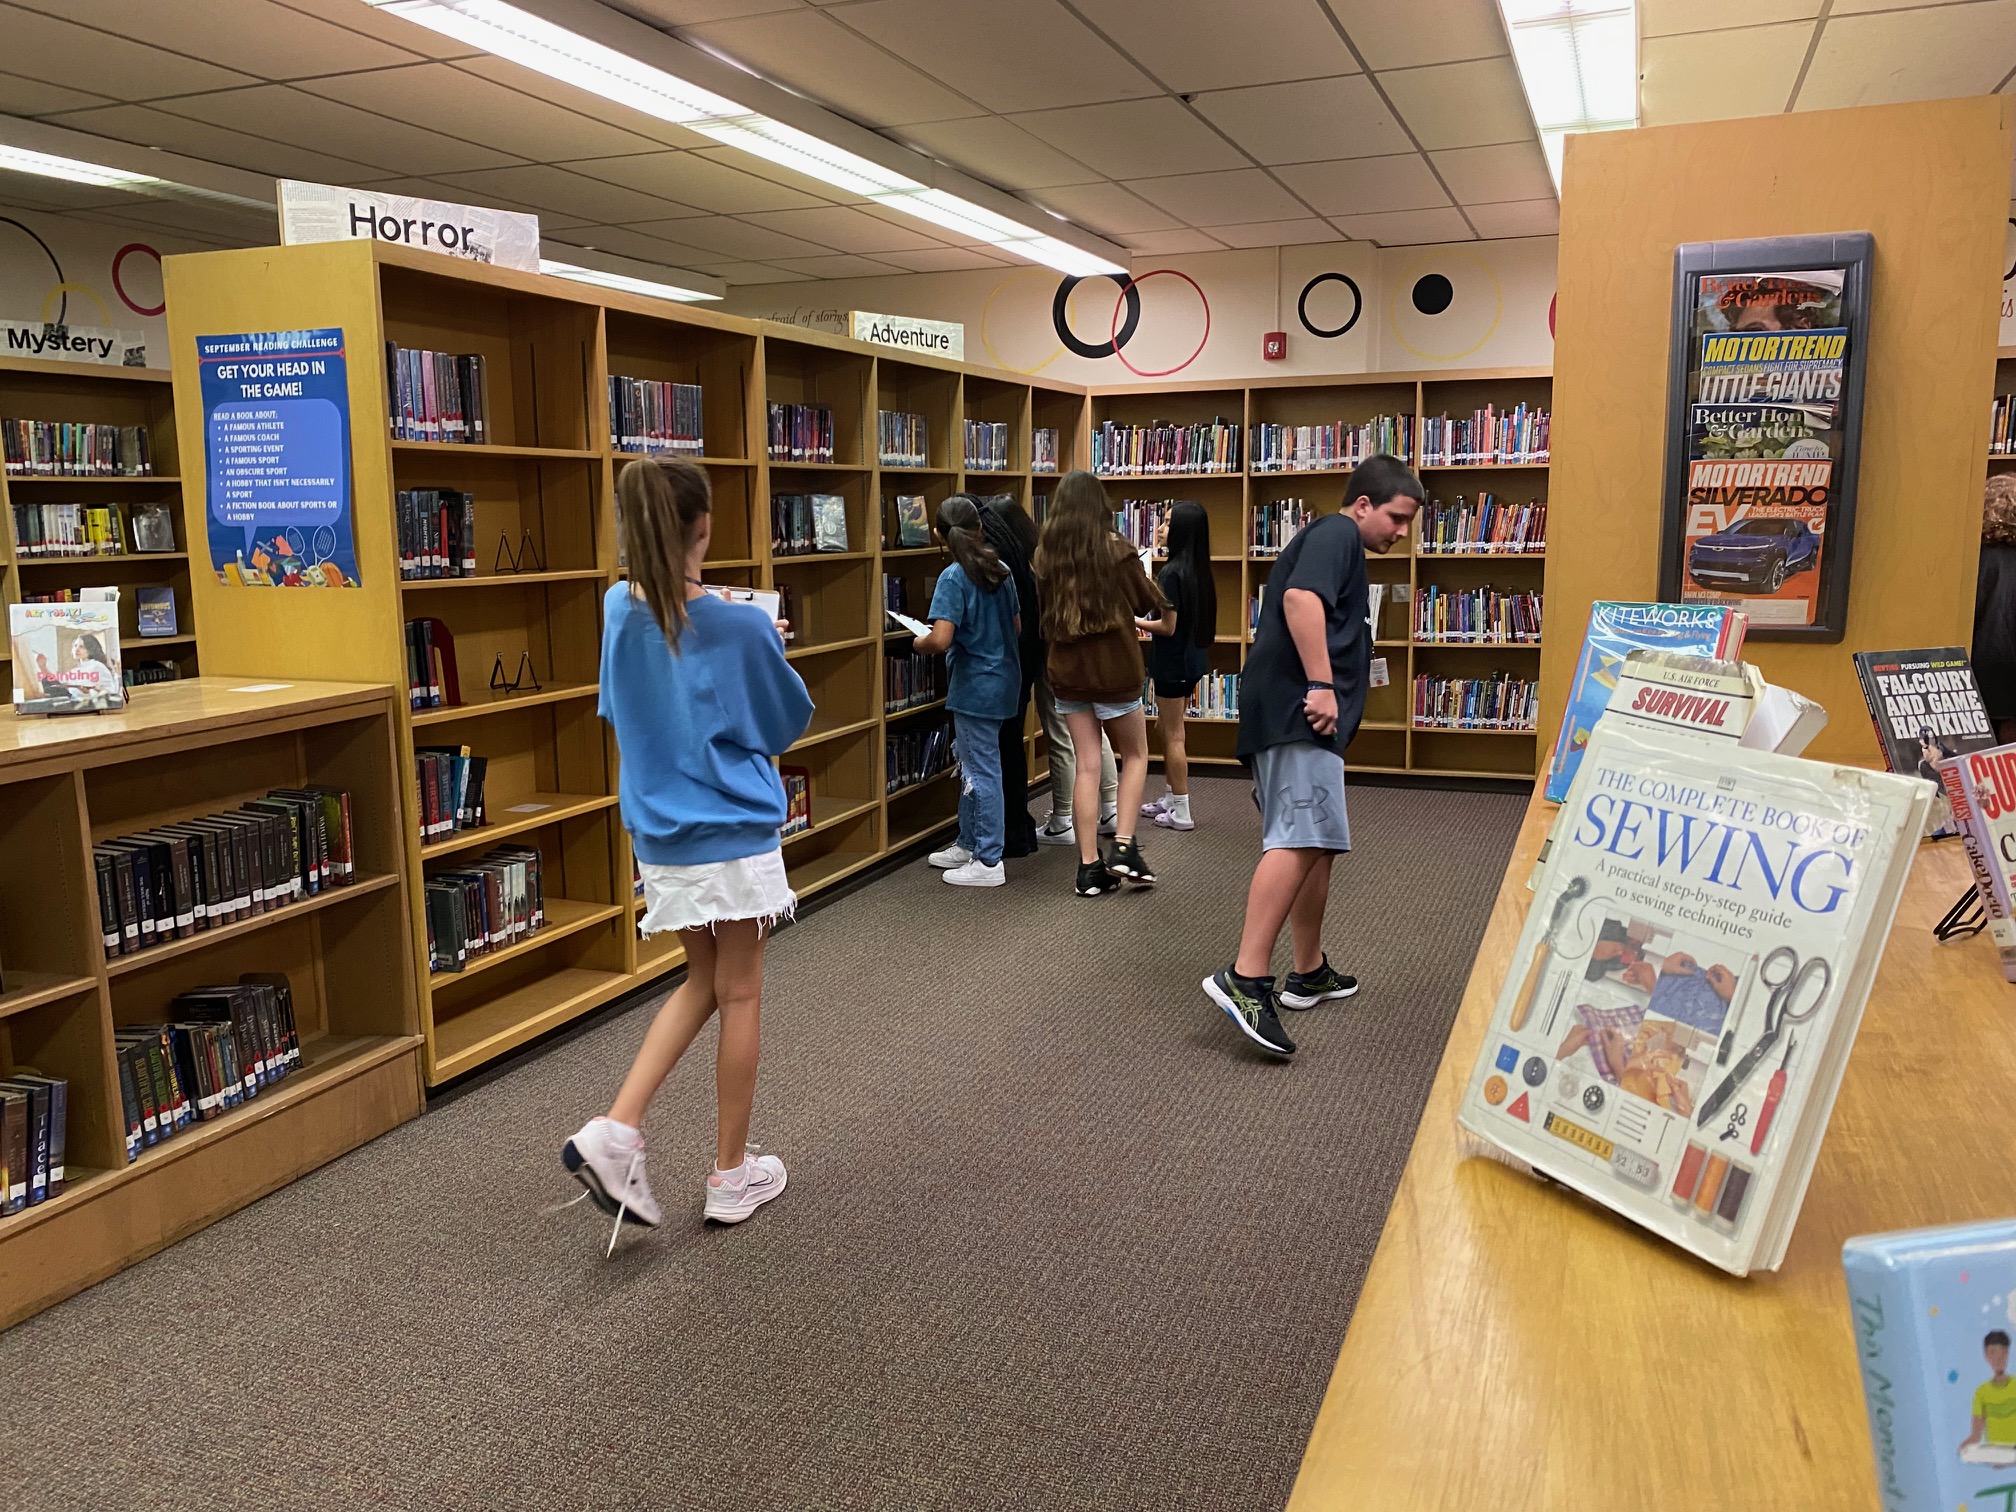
[1991,393,2014,456]
[1249,415,1413,472]
[608,375,703,455]
[1031,427,1059,473]
[963,418,1009,472]
[877,409,929,468]
[1418,403,1550,466]
[1411,584,1542,644]
[129,503,176,554]
[1419,494,1547,554]
[135,586,177,637]
[402,618,453,709]
[884,651,946,711]
[767,401,834,463]
[415,745,488,840]
[424,845,546,973]
[1852,647,1995,839]
[1,418,151,476]
[1092,418,1239,476]
[9,598,123,714]
[11,501,131,557]
[1113,498,1171,551]
[1250,498,1312,555]
[1940,743,2016,981]
[385,343,488,444]
[770,493,849,555]
[1845,1219,2016,1503]
[780,765,811,837]
[113,976,303,1160]
[0,1073,66,1209]
[1033,491,1050,524]
[1458,718,1932,1275]
[812,493,848,552]
[1412,672,1537,732]
[893,494,930,548]
[1545,601,1747,803]
[886,720,956,791]
[397,488,477,580]
[123,660,182,689]
[1144,670,1238,720]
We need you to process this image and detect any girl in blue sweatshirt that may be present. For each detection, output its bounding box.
[563,458,813,1246]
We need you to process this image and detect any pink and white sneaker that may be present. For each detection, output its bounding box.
[704,1151,789,1224]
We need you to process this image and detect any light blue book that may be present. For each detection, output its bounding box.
[1844,1220,2016,1511]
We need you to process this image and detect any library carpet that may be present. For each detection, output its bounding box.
[1,774,1524,1512]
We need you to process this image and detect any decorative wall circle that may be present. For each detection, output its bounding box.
[40,282,112,327]
[0,217,66,323]
[113,243,165,317]
[1410,273,1454,315]
[1108,268,1208,378]
[1548,292,1557,339]
[1054,272,1140,360]
[1296,271,1362,339]
[981,267,1067,374]
[1388,250,1503,362]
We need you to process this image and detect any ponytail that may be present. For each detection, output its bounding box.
[935,494,1009,592]
[616,457,712,648]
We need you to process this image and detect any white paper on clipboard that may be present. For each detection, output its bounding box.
[886,608,930,638]
[700,584,782,622]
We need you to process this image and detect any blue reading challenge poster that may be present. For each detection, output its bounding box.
[199,328,360,587]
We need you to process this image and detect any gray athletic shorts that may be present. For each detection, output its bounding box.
[1252,742,1352,853]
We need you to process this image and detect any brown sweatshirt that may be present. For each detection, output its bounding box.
[1042,546,1168,702]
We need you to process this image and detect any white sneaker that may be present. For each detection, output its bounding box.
[928,843,973,869]
[562,1117,661,1228]
[704,1152,788,1224]
[1098,806,1118,837]
[1036,815,1077,846]
[1140,793,1174,818]
[943,859,1006,887]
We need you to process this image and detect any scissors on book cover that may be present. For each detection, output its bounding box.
[1696,945,1831,1127]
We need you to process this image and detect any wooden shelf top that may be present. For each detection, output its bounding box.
[886,697,948,718]
[780,793,878,844]
[420,791,617,861]
[400,568,608,591]
[773,549,875,565]
[0,970,96,1023]
[0,676,395,768]
[120,634,196,650]
[427,896,623,990]
[881,546,942,559]
[106,873,400,978]
[785,635,877,661]
[19,551,189,567]
[391,439,599,461]
[410,681,598,727]
[783,845,883,898]
[786,714,879,753]
[887,766,958,801]
[765,458,867,472]
[4,473,178,485]
[0,355,172,384]
[430,965,629,1078]
[877,463,957,475]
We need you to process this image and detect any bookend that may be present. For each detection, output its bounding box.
[1932,885,1985,942]
[494,528,546,574]
[489,650,542,696]
[414,617,462,707]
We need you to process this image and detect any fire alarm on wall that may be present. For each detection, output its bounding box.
[1262,331,1287,361]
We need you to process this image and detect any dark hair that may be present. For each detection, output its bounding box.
[617,457,712,647]
[982,493,1040,558]
[1989,1331,2011,1349]
[75,633,108,664]
[935,494,1008,592]
[1034,469,1158,640]
[1163,500,1215,650]
[1345,454,1426,511]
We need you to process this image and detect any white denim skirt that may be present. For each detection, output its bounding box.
[637,848,796,935]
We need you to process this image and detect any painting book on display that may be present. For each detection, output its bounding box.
[1939,744,2016,982]
[1853,647,1995,838]
[1545,601,1746,802]
[1844,1219,2016,1510]
[1460,720,1931,1275]
[9,598,124,714]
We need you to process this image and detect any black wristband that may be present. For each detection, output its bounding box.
[1305,680,1332,691]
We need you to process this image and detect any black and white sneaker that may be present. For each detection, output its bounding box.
[1202,968,1296,1057]
[1075,859,1122,896]
[1105,837,1156,885]
[1279,957,1360,1011]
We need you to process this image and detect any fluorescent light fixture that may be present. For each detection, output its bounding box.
[362,0,1125,277]
[0,144,159,190]
[539,257,720,303]
[1496,0,1638,191]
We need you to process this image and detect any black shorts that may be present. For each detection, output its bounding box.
[1152,676,1200,700]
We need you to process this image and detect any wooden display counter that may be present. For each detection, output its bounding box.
[0,678,423,1327]
[1289,788,2004,1510]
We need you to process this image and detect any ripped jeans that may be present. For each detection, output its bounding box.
[952,712,1006,867]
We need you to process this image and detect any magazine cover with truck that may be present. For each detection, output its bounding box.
[1939,744,2016,982]
[1461,720,1931,1275]
[9,599,124,714]
[1545,601,1747,802]
[1844,1219,2016,1510]
[1854,647,1995,838]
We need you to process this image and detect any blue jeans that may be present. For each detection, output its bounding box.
[954,712,1006,866]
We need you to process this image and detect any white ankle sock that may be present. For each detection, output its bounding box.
[604,1118,643,1148]
[711,1158,747,1184]
[1169,793,1191,820]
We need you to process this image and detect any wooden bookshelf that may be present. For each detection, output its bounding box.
[0,676,420,1328]
[0,357,201,693]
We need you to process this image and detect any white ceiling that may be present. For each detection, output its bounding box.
[0,0,2011,283]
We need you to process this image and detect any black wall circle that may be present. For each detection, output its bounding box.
[1053,273,1140,359]
[1296,272,1362,339]
[1410,273,1454,316]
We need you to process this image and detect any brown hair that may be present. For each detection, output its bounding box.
[935,494,1009,591]
[617,457,711,648]
[1033,469,1160,641]
[1986,473,2016,548]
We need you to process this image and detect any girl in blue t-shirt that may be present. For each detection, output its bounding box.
[913,494,1021,888]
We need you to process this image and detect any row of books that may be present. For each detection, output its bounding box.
[1411,672,1538,731]
[883,572,918,616]
[397,488,477,579]
[885,496,931,549]
[404,618,450,709]
[887,722,955,793]
[1092,418,1240,476]
[609,375,704,456]
[773,492,848,555]
[1250,498,1311,555]
[0,1072,66,1209]
[124,659,181,689]
[1990,392,2015,456]
[415,745,490,840]
[964,419,1010,472]
[9,501,177,557]
[1113,497,1169,550]
[1417,495,1548,554]
[768,401,835,463]
[23,586,177,637]
[878,409,929,468]
[1412,585,1543,644]
[1417,404,1550,466]
[1145,670,1239,720]
[1249,417,1413,472]
[885,652,946,711]
[117,979,303,1163]
[1032,427,1060,473]
[385,344,490,445]
[423,846,547,974]
[2,418,152,476]
[94,788,356,960]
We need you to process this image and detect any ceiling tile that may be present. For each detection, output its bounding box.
[1797,2,2016,109]
[852,200,995,246]
[897,116,1095,191]
[352,176,599,228]
[163,84,521,177]
[693,260,813,283]
[1274,154,1450,216]
[543,224,724,265]
[6,0,425,78]
[300,64,671,163]
[1130,168,1307,224]
[68,196,277,240]
[0,70,116,117]
[1327,206,1474,244]
[680,12,981,127]
[1827,0,1989,13]
[1009,98,1247,180]
[766,253,910,277]
[0,177,137,214]
[0,4,257,99]
[629,215,831,259]
[1326,0,1509,69]
[1070,0,1361,92]
[1191,75,1415,164]
[1640,0,1821,35]
[35,104,391,185]
[833,0,1159,112]
[1114,228,1228,253]
[1462,199,1559,238]
[609,0,809,23]
[560,153,827,213]
[1377,56,1533,150]
[1641,22,1811,124]
[870,245,1012,271]
[1023,181,1181,235]
[689,145,868,204]
[1428,141,1554,205]
[446,56,712,149]
[738,206,949,252]
[434,165,699,224]
[1201,218,1343,248]
[272,0,483,59]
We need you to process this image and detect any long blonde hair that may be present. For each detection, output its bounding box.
[617,457,711,647]
[1033,469,1157,640]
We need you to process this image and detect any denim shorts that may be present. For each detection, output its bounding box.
[1053,696,1143,721]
